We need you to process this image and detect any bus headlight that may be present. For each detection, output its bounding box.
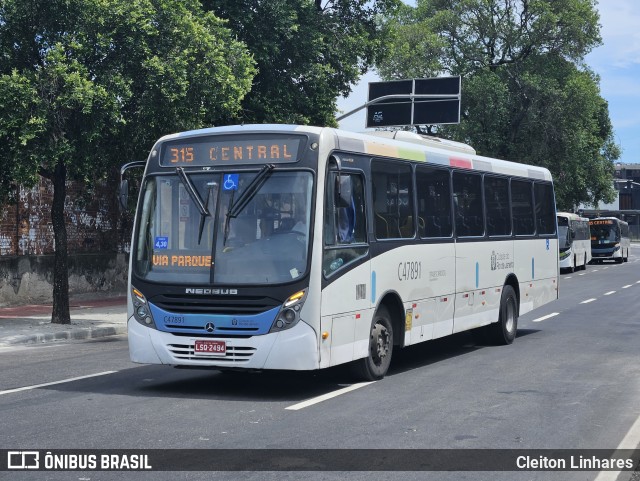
[270,289,308,333]
[613,244,621,252]
[132,287,156,328]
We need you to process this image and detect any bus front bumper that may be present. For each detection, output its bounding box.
[128,317,320,371]
[591,247,621,260]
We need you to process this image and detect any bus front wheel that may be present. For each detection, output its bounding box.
[352,306,394,381]
[488,285,518,345]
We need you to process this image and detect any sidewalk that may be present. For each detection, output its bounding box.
[0,295,127,346]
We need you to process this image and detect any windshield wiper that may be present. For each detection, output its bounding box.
[223,164,275,246]
[227,164,275,219]
[176,167,211,244]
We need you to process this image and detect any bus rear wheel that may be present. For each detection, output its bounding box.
[488,285,518,345]
[352,306,393,381]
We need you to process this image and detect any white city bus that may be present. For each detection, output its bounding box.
[557,212,591,272]
[590,217,631,263]
[122,125,559,380]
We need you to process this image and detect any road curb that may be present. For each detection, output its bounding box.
[0,324,128,347]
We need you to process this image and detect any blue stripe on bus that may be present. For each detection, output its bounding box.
[371,270,377,303]
[475,262,479,288]
[149,303,280,336]
[532,257,535,279]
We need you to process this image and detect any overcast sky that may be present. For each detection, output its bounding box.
[337,0,639,165]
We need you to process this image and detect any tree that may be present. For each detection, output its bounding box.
[376,0,619,209]
[203,0,400,126]
[0,0,255,323]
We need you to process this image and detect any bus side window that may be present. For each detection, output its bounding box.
[534,182,556,235]
[323,172,368,276]
[484,175,511,236]
[371,160,414,239]
[511,180,535,236]
[453,171,484,237]
[416,166,452,238]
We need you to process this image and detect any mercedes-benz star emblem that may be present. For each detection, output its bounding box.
[204,322,215,333]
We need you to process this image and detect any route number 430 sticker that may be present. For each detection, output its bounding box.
[154,237,169,249]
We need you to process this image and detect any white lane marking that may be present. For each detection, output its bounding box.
[578,273,586,276]
[0,371,117,396]
[592,269,599,272]
[581,298,597,304]
[531,313,560,323]
[593,412,640,481]
[285,382,376,410]
[565,276,573,279]
[603,291,616,296]
[0,344,65,353]
[622,285,632,289]
[636,281,640,284]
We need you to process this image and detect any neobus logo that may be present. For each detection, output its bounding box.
[185,288,238,295]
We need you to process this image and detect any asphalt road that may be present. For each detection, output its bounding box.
[1,251,639,481]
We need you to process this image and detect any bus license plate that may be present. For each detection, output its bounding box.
[194,340,226,356]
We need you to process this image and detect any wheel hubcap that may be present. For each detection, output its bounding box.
[371,323,390,366]
[505,300,515,333]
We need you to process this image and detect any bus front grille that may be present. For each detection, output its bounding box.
[152,294,281,316]
[167,343,256,363]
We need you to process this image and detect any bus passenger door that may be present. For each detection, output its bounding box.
[320,170,371,368]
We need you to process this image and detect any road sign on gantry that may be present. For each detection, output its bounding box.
[366,76,461,128]
[366,79,413,128]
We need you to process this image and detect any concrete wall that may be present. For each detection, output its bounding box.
[0,253,128,306]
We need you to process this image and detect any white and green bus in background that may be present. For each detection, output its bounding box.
[590,217,631,264]
[557,212,591,272]
[122,125,559,381]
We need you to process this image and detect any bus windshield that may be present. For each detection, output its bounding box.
[557,217,570,249]
[133,169,313,285]
[590,222,619,244]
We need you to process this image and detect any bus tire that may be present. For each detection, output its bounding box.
[352,306,393,381]
[624,250,629,262]
[582,255,587,270]
[488,285,518,345]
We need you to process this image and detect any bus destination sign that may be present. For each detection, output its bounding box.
[160,136,302,167]
[589,219,614,225]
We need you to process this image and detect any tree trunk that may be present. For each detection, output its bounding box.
[51,160,70,324]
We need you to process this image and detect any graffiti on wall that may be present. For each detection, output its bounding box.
[0,176,132,256]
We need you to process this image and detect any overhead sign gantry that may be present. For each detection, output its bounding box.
[337,76,461,128]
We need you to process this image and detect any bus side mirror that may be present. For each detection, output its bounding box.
[118,160,146,210]
[119,179,129,210]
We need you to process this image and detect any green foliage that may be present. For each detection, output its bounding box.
[422,0,602,74]
[0,72,43,199]
[377,0,618,209]
[377,3,446,80]
[204,0,400,127]
[0,0,256,322]
[0,0,256,191]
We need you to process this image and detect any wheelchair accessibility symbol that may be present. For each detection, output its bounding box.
[223,174,239,191]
